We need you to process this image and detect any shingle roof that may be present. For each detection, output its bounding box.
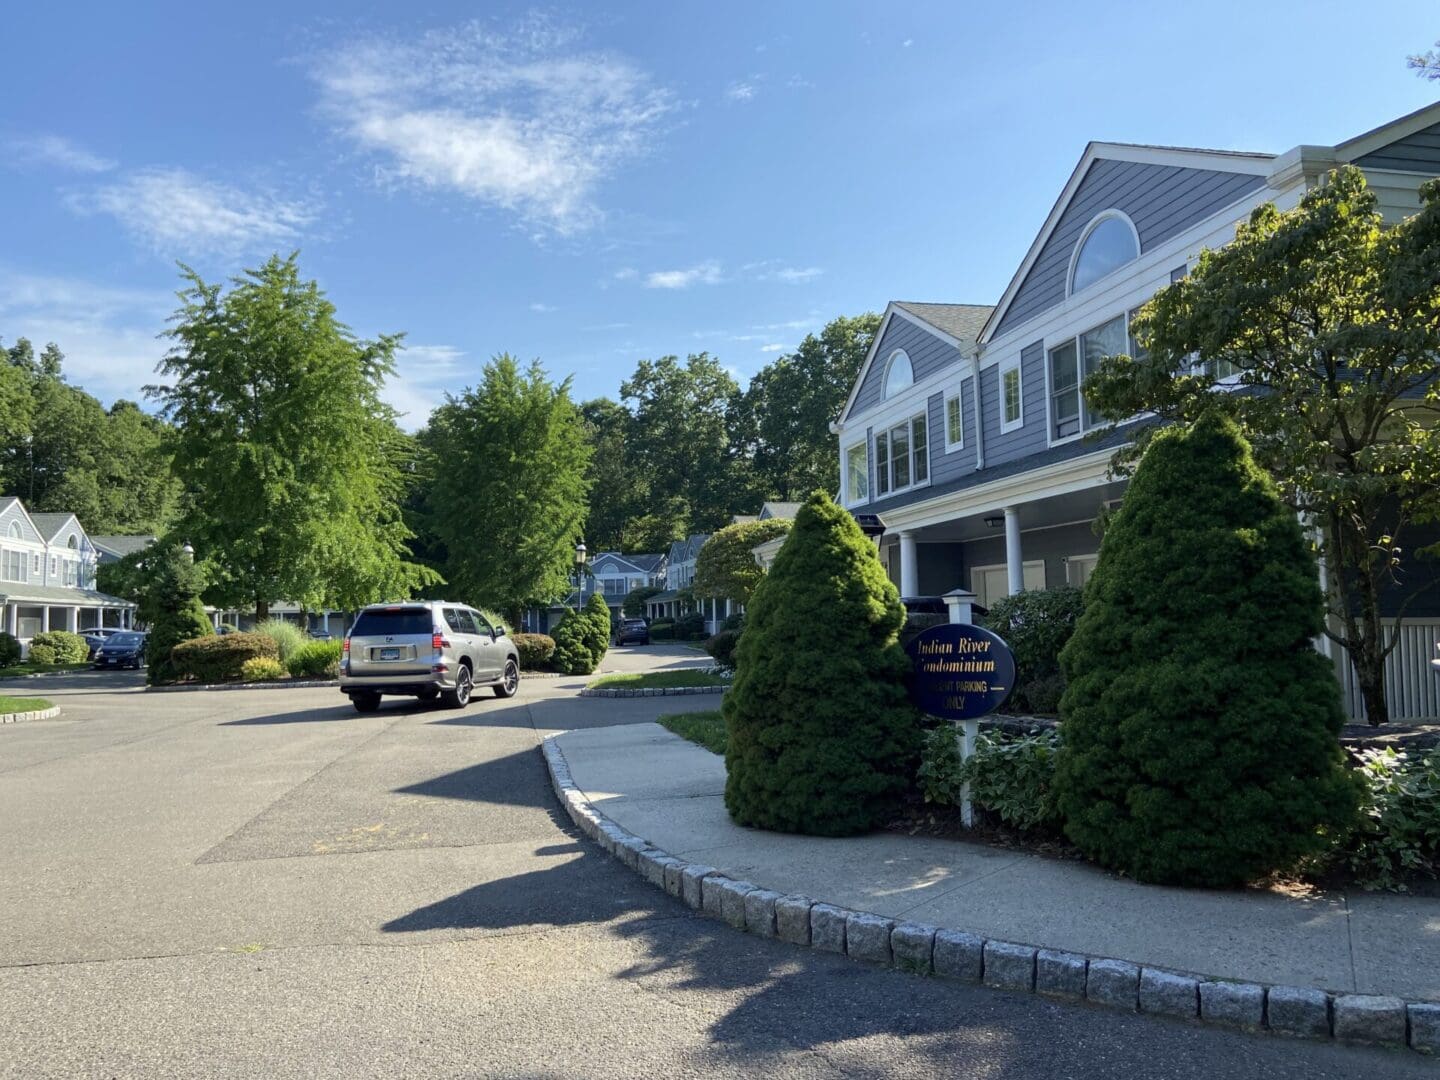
[893,302,995,345]
[759,501,802,519]
[91,535,157,558]
[626,553,665,572]
[27,513,77,542]
[0,583,135,606]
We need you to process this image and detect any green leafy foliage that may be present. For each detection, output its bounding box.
[415,355,589,624]
[960,729,1063,832]
[286,639,342,679]
[648,619,674,641]
[723,491,921,836]
[693,519,792,605]
[241,657,288,682]
[150,254,438,620]
[1054,414,1362,886]
[917,726,966,806]
[254,619,307,662]
[549,599,609,676]
[1345,747,1440,890]
[703,629,740,670]
[0,632,21,667]
[171,633,279,683]
[672,611,706,640]
[143,543,214,685]
[26,630,90,665]
[583,593,612,664]
[1086,168,1440,726]
[983,587,1085,714]
[622,585,662,617]
[512,633,556,670]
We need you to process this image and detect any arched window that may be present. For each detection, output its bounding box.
[7,522,20,539]
[883,349,914,399]
[1069,211,1139,295]
[67,535,78,549]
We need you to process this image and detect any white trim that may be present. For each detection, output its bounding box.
[882,348,914,400]
[943,388,965,453]
[890,305,964,348]
[873,412,931,501]
[1066,209,1140,298]
[1335,100,1440,164]
[999,359,1023,434]
[838,301,975,429]
[837,306,898,425]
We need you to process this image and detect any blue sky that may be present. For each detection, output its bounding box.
[3,1,1437,428]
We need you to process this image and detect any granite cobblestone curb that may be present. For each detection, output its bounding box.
[541,734,1435,1054]
[0,704,61,723]
[579,684,728,698]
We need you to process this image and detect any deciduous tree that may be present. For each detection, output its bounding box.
[692,519,791,604]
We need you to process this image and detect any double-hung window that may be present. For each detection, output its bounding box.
[845,441,869,504]
[1000,361,1023,433]
[1049,314,1126,440]
[874,414,929,497]
[944,392,964,451]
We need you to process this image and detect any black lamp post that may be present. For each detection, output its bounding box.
[573,540,588,611]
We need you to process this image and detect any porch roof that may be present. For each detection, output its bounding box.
[0,584,136,608]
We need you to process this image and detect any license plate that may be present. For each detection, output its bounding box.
[379,647,401,661]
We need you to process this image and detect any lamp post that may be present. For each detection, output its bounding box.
[573,540,588,611]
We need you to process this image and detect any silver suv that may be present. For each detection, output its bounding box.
[340,602,520,714]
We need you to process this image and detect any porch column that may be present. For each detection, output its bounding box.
[5,603,15,635]
[68,607,79,632]
[1004,506,1024,596]
[41,607,50,633]
[322,610,331,634]
[898,530,919,598]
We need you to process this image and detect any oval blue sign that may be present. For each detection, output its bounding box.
[905,623,1016,720]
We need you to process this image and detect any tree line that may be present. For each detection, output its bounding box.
[2,253,876,626]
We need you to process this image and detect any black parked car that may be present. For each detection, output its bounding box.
[80,628,119,658]
[615,618,650,646]
[93,631,147,670]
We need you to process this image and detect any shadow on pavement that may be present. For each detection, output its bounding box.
[393,745,556,810]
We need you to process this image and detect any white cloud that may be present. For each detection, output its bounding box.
[385,343,470,429]
[767,265,823,284]
[645,261,723,289]
[903,38,914,48]
[760,343,786,352]
[311,17,675,234]
[0,270,172,404]
[530,302,557,313]
[68,167,319,257]
[725,80,758,102]
[6,134,115,174]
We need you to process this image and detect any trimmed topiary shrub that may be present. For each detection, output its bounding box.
[25,630,90,665]
[551,608,602,676]
[1054,413,1362,887]
[172,632,279,683]
[143,542,214,685]
[0,631,21,667]
[704,629,740,671]
[723,490,921,836]
[512,632,556,670]
[286,639,342,678]
[583,593,612,665]
[649,619,675,641]
[240,656,288,682]
[983,586,1085,715]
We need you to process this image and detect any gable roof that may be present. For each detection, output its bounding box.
[1337,100,1440,169]
[28,512,80,543]
[979,142,1275,344]
[625,552,665,572]
[91,535,157,559]
[837,301,993,426]
[590,551,664,575]
[759,501,802,520]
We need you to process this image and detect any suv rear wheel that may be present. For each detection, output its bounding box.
[495,659,519,698]
[443,663,473,709]
[353,692,381,714]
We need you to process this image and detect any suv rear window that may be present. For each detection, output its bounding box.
[351,608,434,637]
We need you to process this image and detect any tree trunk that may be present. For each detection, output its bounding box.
[256,598,269,622]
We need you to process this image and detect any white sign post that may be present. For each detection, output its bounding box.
[942,588,981,828]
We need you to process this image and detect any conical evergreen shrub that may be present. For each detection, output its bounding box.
[583,592,612,662]
[1054,413,1361,886]
[723,490,920,835]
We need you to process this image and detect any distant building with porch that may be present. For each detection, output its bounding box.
[524,550,667,634]
[0,497,137,653]
[833,102,1440,721]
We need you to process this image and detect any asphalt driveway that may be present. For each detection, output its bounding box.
[0,652,1427,1078]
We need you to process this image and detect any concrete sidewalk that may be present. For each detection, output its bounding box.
[554,722,1440,1004]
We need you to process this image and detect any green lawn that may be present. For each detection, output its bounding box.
[0,695,55,715]
[587,670,730,691]
[658,710,727,755]
[0,661,91,679]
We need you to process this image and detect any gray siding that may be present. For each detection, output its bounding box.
[847,312,965,421]
[993,159,1265,339]
[979,340,1048,468]
[1355,121,1440,174]
[0,501,42,545]
[925,377,975,491]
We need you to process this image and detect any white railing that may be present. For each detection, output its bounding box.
[1339,619,1440,722]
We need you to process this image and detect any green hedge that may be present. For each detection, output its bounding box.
[240,657,288,682]
[0,631,24,667]
[649,619,675,641]
[286,639,342,679]
[171,632,279,683]
[512,633,556,670]
[703,629,740,670]
[27,630,90,665]
[673,612,707,640]
[983,586,1085,714]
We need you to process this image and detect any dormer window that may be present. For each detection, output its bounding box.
[1069,211,1139,295]
[882,349,914,399]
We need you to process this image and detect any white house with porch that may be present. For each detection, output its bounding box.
[834,102,1440,721]
[0,497,137,654]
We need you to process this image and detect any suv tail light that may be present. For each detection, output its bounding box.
[432,632,448,650]
[342,638,350,655]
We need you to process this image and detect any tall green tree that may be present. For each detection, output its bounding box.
[731,313,882,499]
[620,353,751,532]
[142,541,214,685]
[149,253,437,619]
[1086,167,1440,726]
[693,518,792,604]
[578,397,646,552]
[416,354,590,624]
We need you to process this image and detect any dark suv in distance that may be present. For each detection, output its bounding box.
[615,617,650,646]
[339,602,520,714]
[93,631,147,669]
